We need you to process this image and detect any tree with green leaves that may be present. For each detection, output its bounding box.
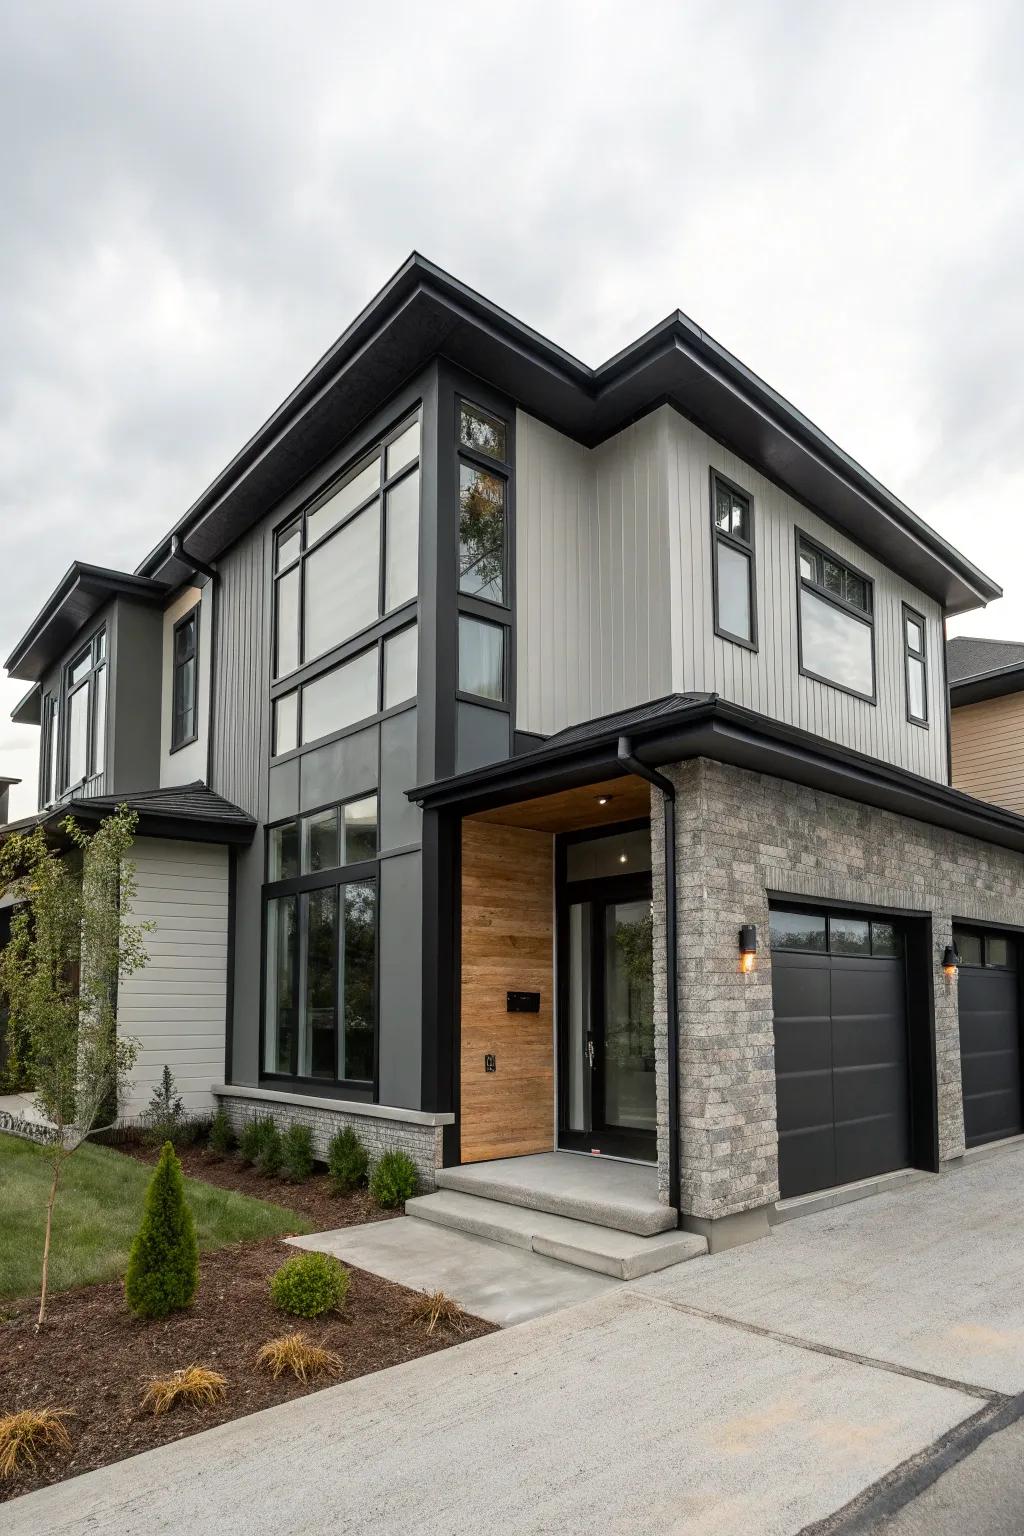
[124,1141,199,1318]
[0,806,149,1328]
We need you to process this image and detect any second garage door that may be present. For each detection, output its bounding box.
[954,926,1023,1149]
[771,907,911,1200]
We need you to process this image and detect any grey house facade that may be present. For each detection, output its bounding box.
[7,255,1024,1247]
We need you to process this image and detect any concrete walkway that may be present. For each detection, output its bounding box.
[9,1144,1024,1536]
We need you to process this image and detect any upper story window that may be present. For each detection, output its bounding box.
[40,693,58,808]
[903,604,928,726]
[273,413,420,682]
[710,471,756,648]
[171,607,199,751]
[458,400,508,607]
[272,623,418,758]
[63,629,107,791]
[797,536,875,702]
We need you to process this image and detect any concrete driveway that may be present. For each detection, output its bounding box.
[8,1144,1024,1536]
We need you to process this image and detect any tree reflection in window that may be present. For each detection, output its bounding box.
[458,464,505,603]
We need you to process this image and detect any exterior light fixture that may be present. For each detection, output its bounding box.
[597,795,612,806]
[942,944,961,978]
[618,852,628,863]
[739,924,757,974]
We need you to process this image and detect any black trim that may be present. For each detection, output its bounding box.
[710,468,758,652]
[224,845,236,1084]
[170,605,200,753]
[902,601,929,729]
[795,530,877,706]
[941,616,953,784]
[949,657,1024,708]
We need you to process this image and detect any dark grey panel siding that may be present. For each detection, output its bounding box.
[378,850,422,1108]
[210,525,270,819]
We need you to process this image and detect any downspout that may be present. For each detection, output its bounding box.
[617,736,681,1218]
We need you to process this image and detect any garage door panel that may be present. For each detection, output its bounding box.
[778,1125,836,1200]
[961,1048,1020,1099]
[833,1062,907,1122]
[831,1014,908,1072]
[835,1113,908,1186]
[958,942,1022,1150]
[775,1068,834,1137]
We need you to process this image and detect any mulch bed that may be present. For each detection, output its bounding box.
[118,1138,394,1230]
[1,1236,496,1501]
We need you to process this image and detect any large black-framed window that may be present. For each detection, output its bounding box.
[40,692,58,808]
[171,607,199,751]
[62,628,107,792]
[710,470,757,649]
[456,397,512,704]
[263,792,379,1090]
[272,411,420,684]
[903,603,928,727]
[796,533,875,703]
[271,621,418,760]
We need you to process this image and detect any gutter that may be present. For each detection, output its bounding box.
[617,736,681,1219]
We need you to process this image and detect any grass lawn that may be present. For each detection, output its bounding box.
[0,1133,313,1303]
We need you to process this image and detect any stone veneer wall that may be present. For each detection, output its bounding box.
[215,1091,445,1191]
[650,758,1024,1222]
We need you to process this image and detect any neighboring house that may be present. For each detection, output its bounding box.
[948,635,1024,817]
[5,254,1024,1255]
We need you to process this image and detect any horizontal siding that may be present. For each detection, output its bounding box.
[118,838,229,1118]
[952,694,1024,815]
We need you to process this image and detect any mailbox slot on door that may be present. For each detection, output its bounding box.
[506,991,541,1013]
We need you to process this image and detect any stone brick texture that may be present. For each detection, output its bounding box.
[215,1094,444,1191]
[650,758,1024,1221]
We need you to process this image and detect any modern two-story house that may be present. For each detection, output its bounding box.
[6,255,1024,1256]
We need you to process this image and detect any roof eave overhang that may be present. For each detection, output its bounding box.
[131,256,998,616]
[950,664,1024,707]
[0,804,256,848]
[412,701,1024,856]
[5,565,170,683]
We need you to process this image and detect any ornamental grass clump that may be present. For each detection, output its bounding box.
[0,1409,74,1481]
[280,1123,314,1183]
[256,1332,343,1383]
[406,1289,468,1336]
[327,1126,368,1193]
[207,1108,235,1159]
[270,1251,350,1318]
[369,1150,418,1209]
[124,1142,199,1319]
[237,1115,276,1167]
[141,1365,227,1416]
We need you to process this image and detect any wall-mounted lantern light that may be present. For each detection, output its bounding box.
[942,944,961,978]
[739,924,758,974]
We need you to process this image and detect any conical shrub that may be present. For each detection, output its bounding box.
[124,1141,200,1319]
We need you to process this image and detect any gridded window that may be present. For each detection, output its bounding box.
[770,908,902,958]
[711,472,755,646]
[953,927,1017,969]
[62,629,107,791]
[797,537,875,700]
[903,604,928,725]
[171,608,199,750]
[300,646,379,747]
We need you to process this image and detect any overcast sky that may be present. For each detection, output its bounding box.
[2,0,1022,817]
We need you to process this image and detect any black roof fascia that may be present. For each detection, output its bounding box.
[5,563,170,683]
[410,696,1024,857]
[131,254,998,616]
[11,683,41,726]
[950,662,1024,708]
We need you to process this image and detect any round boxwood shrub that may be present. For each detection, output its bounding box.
[124,1142,200,1319]
[270,1251,350,1318]
[369,1150,418,1209]
[280,1123,314,1183]
[327,1126,368,1193]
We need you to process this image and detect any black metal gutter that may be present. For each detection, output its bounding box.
[617,736,681,1218]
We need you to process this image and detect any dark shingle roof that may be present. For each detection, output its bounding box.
[947,635,1024,685]
[2,782,255,845]
[529,694,714,753]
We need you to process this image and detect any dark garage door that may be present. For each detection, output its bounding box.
[955,927,1023,1149]
[771,907,911,1199]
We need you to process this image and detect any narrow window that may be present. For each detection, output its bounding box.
[171,608,199,751]
[459,400,506,461]
[458,615,505,702]
[711,472,756,647]
[62,629,106,790]
[41,693,58,807]
[903,604,928,725]
[458,463,506,603]
[797,537,875,700]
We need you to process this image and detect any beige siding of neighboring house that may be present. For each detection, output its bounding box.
[951,692,1024,816]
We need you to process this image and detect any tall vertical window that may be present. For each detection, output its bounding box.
[63,629,106,791]
[171,608,199,750]
[41,693,58,807]
[903,604,928,725]
[263,794,378,1087]
[458,401,507,604]
[710,471,756,648]
[272,413,420,681]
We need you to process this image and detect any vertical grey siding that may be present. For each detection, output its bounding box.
[516,409,672,735]
[210,524,270,819]
[159,583,213,788]
[664,409,948,782]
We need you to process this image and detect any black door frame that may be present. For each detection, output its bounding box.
[555,820,656,1161]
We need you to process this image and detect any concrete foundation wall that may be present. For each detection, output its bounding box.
[651,758,1024,1222]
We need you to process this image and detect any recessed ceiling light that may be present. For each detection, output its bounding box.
[597,795,611,805]
[619,853,628,863]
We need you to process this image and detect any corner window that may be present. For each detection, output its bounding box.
[171,608,199,751]
[272,413,420,681]
[903,604,928,726]
[63,629,107,791]
[797,537,875,701]
[458,615,505,702]
[264,794,379,1086]
[711,472,756,647]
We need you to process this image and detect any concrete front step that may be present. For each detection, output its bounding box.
[435,1153,676,1237]
[406,1190,707,1280]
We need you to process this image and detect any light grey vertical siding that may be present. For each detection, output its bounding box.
[516,409,672,735]
[159,583,213,788]
[210,524,270,819]
[664,409,948,782]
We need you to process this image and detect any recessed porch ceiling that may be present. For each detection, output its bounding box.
[468,774,650,833]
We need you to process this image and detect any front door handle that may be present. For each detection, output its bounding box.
[586,1036,595,1070]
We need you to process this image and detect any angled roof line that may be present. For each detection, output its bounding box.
[5,562,169,683]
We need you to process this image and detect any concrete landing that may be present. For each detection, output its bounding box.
[287,1217,619,1326]
[435,1151,673,1236]
[407,1188,706,1278]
